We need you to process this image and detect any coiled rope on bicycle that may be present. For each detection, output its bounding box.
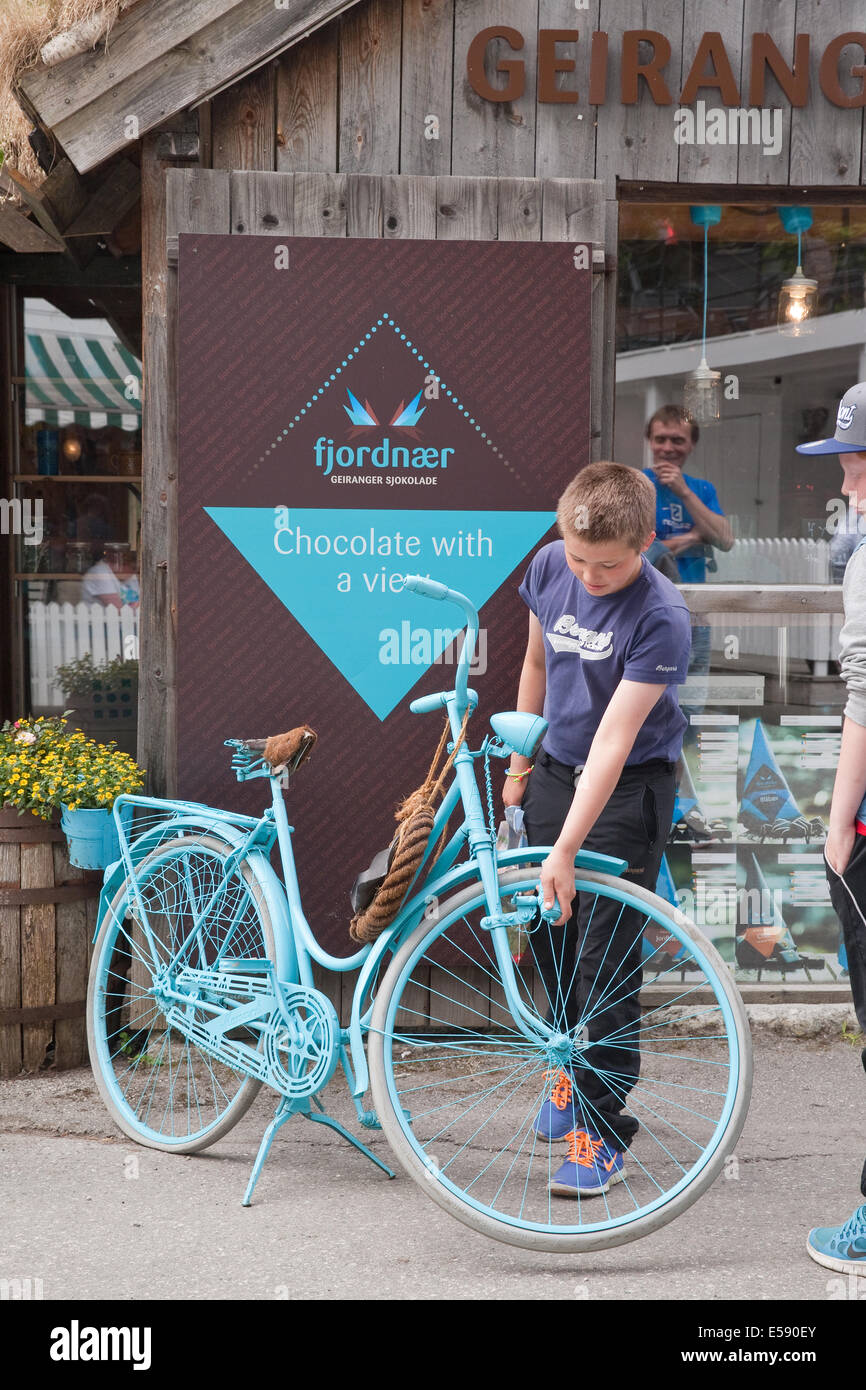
[349,710,471,944]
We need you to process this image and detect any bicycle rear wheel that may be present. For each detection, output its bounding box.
[87,834,276,1153]
[368,863,751,1252]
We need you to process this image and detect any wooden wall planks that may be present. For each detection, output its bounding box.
[496,177,542,240]
[347,172,385,235]
[400,0,455,177]
[145,167,229,794]
[167,0,866,188]
[540,177,604,243]
[533,0,599,182]
[382,173,439,238]
[0,839,20,1075]
[594,0,683,185]
[678,0,745,186]
[789,0,866,186]
[20,843,54,1071]
[22,0,866,185]
[451,0,540,178]
[231,170,296,236]
[53,842,93,1069]
[293,170,349,235]
[211,66,277,172]
[737,0,797,186]
[339,0,404,175]
[435,174,498,238]
[276,23,340,174]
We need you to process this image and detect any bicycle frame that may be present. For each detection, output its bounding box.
[98,577,626,1104]
[87,577,750,1241]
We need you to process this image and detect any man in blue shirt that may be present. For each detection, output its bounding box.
[643,405,733,580]
[643,405,733,739]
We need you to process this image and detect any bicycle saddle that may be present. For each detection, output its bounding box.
[242,726,317,774]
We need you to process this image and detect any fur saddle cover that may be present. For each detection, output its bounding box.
[262,726,317,774]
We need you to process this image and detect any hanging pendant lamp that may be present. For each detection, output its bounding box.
[683,206,722,425]
[777,206,818,335]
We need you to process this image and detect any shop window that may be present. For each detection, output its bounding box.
[615,202,866,559]
[13,298,141,755]
[616,205,861,981]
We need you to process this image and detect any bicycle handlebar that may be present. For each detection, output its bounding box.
[402,575,451,602]
[403,575,479,713]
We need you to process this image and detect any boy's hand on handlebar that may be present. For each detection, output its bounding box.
[540,846,578,927]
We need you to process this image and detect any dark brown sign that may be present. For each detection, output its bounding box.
[177,235,590,951]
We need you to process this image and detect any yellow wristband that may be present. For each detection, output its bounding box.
[505,765,533,781]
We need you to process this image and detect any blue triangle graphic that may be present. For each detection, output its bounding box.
[206,508,554,719]
[741,719,801,824]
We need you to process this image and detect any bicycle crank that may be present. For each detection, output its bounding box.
[266,983,341,1099]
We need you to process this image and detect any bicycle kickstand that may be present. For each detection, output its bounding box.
[242,1095,395,1207]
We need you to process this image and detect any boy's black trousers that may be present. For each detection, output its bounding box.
[824,834,866,1198]
[521,748,676,1150]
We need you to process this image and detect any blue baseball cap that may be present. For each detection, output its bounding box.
[796,382,866,455]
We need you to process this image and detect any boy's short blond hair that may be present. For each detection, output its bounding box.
[556,462,656,550]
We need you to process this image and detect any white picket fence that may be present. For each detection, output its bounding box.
[709,537,831,586]
[29,601,140,708]
[707,537,840,667]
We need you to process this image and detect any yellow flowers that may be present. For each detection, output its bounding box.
[1,715,145,821]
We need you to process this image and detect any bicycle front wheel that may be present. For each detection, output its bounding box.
[368,864,751,1252]
[87,834,276,1153]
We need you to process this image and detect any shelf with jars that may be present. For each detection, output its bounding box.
[19,422,142,479]
[14,422,142,606]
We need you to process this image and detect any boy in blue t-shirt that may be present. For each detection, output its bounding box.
[504,462,691,1198]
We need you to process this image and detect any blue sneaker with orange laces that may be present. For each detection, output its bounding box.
[806,1203,866,1276]
[549,1127,626,1197]
[534,1069,579,1141]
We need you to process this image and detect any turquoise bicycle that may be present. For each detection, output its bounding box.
[86,576,751,1252]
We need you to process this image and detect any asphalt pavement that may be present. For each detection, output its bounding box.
[1,1028,866,1304]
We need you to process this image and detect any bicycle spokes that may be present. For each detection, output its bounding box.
[371,870,747,1245]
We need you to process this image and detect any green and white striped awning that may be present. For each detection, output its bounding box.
[24,305,141,431]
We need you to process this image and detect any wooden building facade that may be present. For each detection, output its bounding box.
[4,0,865,787]
[2,0,865,1008]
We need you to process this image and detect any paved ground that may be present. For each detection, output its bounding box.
[1,1030,865,1304]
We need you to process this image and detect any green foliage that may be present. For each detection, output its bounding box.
[0,715,145,820]
[56,652,139,696]
[841,1019,865,1048]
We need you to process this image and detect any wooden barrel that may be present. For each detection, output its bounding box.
[0,807,102,1076]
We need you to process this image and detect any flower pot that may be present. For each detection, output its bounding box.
[60,806,120,871]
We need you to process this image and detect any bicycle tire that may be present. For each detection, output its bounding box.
[87,833,276,1154]
[368,862,751,1252]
